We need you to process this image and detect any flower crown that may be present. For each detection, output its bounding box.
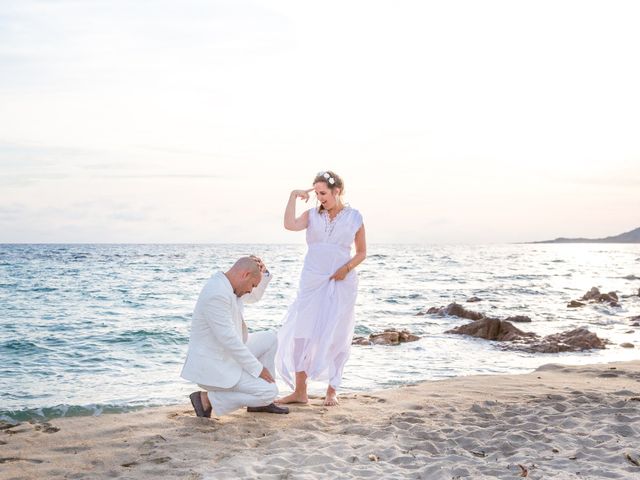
[317,171,336,185]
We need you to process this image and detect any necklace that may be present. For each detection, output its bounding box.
[323,206,348,236]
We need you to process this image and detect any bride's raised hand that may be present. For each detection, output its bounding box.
[291,188,314,203]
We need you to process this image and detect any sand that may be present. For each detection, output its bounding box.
[2,360,640,479]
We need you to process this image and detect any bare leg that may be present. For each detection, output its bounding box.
[323,385,338,406]
[276,371,309,404]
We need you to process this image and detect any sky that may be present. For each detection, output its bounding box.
[1,0,639,244]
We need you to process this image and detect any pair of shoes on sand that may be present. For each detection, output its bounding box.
[190,392,289,417]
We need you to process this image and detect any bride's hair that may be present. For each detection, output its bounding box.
[313,170,344,212]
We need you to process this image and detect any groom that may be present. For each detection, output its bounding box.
[181,256,288,417]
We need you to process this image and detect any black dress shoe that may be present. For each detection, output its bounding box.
[189,391,212,418]
[247,403,289,414]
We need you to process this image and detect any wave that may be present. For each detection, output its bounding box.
[103,329,186,346]
[0,403,148,424]
[29,287,58,293]
[1,339,46,353]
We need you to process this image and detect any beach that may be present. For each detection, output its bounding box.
[3,360,640,479]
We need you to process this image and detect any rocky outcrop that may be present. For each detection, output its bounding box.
[420,302,531,324]
[567,300,586,308]
[419,300,611,353]
[447,320,608,353]
[422,303,486,321]
[353,329,420,346]
[466,296,482,303]
[568,287,620,307]
[582,287,618,303]
[446,318,536,342]
[504,315,532,323]
[530,328,608,353]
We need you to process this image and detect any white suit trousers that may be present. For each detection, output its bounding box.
[199,330,278,417]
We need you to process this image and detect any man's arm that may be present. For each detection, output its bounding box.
[241,270,272,304]
[204,293,263,378]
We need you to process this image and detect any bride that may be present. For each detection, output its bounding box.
[275,170,367,406]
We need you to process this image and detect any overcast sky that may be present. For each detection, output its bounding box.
[1,0,638,244]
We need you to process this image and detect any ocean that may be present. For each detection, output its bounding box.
[1,243,639,423]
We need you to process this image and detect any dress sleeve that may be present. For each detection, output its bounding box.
[350,209,364,238]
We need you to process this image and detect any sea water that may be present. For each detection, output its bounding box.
[1,243,639,422]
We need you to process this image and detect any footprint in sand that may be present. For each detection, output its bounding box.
[360,394,387,403]
[1,423,32,435]
[51,446,91,454]
[34,422,60,433]
[121,456,171,468]
[0,457,44,464]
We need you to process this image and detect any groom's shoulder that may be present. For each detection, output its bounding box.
[202,272,231,293]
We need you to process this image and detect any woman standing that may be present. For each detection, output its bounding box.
[276,171,366,406]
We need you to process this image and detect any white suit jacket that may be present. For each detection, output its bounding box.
[181,271,272,388]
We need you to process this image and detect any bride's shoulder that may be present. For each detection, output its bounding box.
[346,206,363,221]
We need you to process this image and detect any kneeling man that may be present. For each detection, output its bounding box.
[181,256,288,417]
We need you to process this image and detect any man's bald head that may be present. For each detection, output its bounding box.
[225,256,262,297]
[231,257,261,277]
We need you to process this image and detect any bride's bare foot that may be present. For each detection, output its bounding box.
[276,391,309,404]
[323,387,339,406]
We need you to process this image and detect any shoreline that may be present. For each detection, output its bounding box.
[3,360,640,479]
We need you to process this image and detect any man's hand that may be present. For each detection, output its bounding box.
[259,367,275,383]
[250,255,268,274]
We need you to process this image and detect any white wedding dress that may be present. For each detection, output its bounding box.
[276,205,363,389]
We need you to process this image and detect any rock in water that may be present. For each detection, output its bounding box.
[445,303,485,320]
[504,315,532,323]
[567,300,586,308]
[528,328,608,353]
[581,287,601,301]
[370,331,400,345]
[446,320,608,353]
[580,287,618,306]
[445,318,536,342]
[576,287,620,306]
[353,329,420,346]
[398,330,420,342]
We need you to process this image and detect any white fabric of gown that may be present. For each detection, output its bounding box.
[276,205,363,389]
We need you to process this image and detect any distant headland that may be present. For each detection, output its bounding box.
[532,227,640,244]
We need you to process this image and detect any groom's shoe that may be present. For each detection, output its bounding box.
[247,403,289,414]
[189,391,212,418]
